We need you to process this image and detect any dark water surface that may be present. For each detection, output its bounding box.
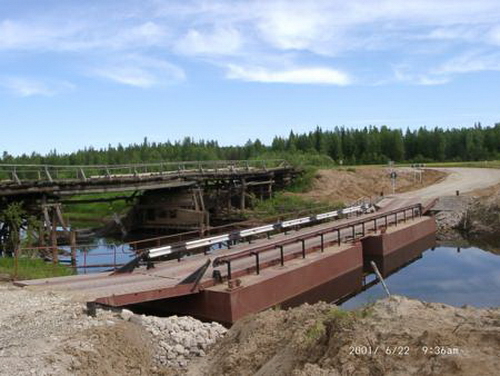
[342,245,500,309]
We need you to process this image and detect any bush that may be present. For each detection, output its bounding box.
[251,193,343,219]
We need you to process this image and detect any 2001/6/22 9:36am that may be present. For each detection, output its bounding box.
[349,346,461,356]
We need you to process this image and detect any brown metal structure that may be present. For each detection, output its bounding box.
[18,199,437,324]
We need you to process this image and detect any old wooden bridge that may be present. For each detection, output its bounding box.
[0,160,297,248]
[0,160,294,197]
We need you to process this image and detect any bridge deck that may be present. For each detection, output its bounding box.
[0,160,294,196]
[19,199,430,307]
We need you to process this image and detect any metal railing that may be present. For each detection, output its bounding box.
[137,204,369,263]
[8,202,423,279]
[212,204,423,280]
[9,203,358,276]
[0,159,291,184]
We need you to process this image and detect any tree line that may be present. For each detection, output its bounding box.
[2,123,499,166]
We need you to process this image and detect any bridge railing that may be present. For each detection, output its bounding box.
[0,159,291,184]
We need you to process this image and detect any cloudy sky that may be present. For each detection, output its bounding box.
[1,0,500,155]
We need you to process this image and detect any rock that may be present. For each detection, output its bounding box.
[120,309,134,321]
[134,312,227,369]
[174,344,185,354]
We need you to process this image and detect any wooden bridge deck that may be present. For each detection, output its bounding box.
[0,160,294,197]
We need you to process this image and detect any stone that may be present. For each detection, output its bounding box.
[174,344,185,354]
[120,309,134,321]
[129,315,143,326]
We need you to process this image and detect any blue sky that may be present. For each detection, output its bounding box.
[1,0,500,155]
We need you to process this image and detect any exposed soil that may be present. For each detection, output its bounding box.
[188,296,500,376]
[0,282,164,376]
[298,167,447,204]
[66,322,155,376]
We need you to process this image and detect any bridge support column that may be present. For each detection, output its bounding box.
[70,230,77,268]
[50,210,58,265]
[240,178,246,210]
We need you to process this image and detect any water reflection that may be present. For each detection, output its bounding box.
[342,245,500,309]
[58,238,135,273]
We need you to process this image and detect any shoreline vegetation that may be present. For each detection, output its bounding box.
[0,257,74,280]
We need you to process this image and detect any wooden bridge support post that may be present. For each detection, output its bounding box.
[70,230,77,268]
[226,184,232,214]
[240,178,246,210]
[50,210,58,265]
[38,223,45,248]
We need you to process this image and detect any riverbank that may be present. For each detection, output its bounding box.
[432,182,500,245]
[0,282,226,376]
[2,281,498,376]
[187,296,500,376]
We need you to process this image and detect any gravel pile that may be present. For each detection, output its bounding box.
[0,283,118,376]
[120,310,227,368]
[0,282,227,374]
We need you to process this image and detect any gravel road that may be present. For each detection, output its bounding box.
[398,168,500,198]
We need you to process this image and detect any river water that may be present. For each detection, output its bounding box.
[342,244,500,309]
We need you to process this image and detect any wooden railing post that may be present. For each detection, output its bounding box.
[14,247,19,280]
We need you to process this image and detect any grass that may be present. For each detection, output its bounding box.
[64,192,135,227]
[303,306,374,347]
[0,257,75,280]
[250,192,343,220]
[304,307,357,344]
[424,160,500,168]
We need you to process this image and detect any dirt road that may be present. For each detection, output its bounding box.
[397,168,500,198]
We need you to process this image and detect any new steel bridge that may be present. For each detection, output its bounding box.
[18,197,437,324]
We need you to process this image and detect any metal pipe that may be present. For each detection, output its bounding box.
[251,252,260,275]
[223,260,232,280]
[301,239,306,258]
[320,234,324,252]
[278,245,284,266]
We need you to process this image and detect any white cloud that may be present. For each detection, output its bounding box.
[226,65,351,85]
[0,19,76,50]
[487,25,500,45]
[3,0,500,87]
[175,27,242,56]
[255,2,334,51]
[92,56,185,88]
[393,65,450,86]
[437,51,500,74]
[0,77,74,97]
[0,19,168,52]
